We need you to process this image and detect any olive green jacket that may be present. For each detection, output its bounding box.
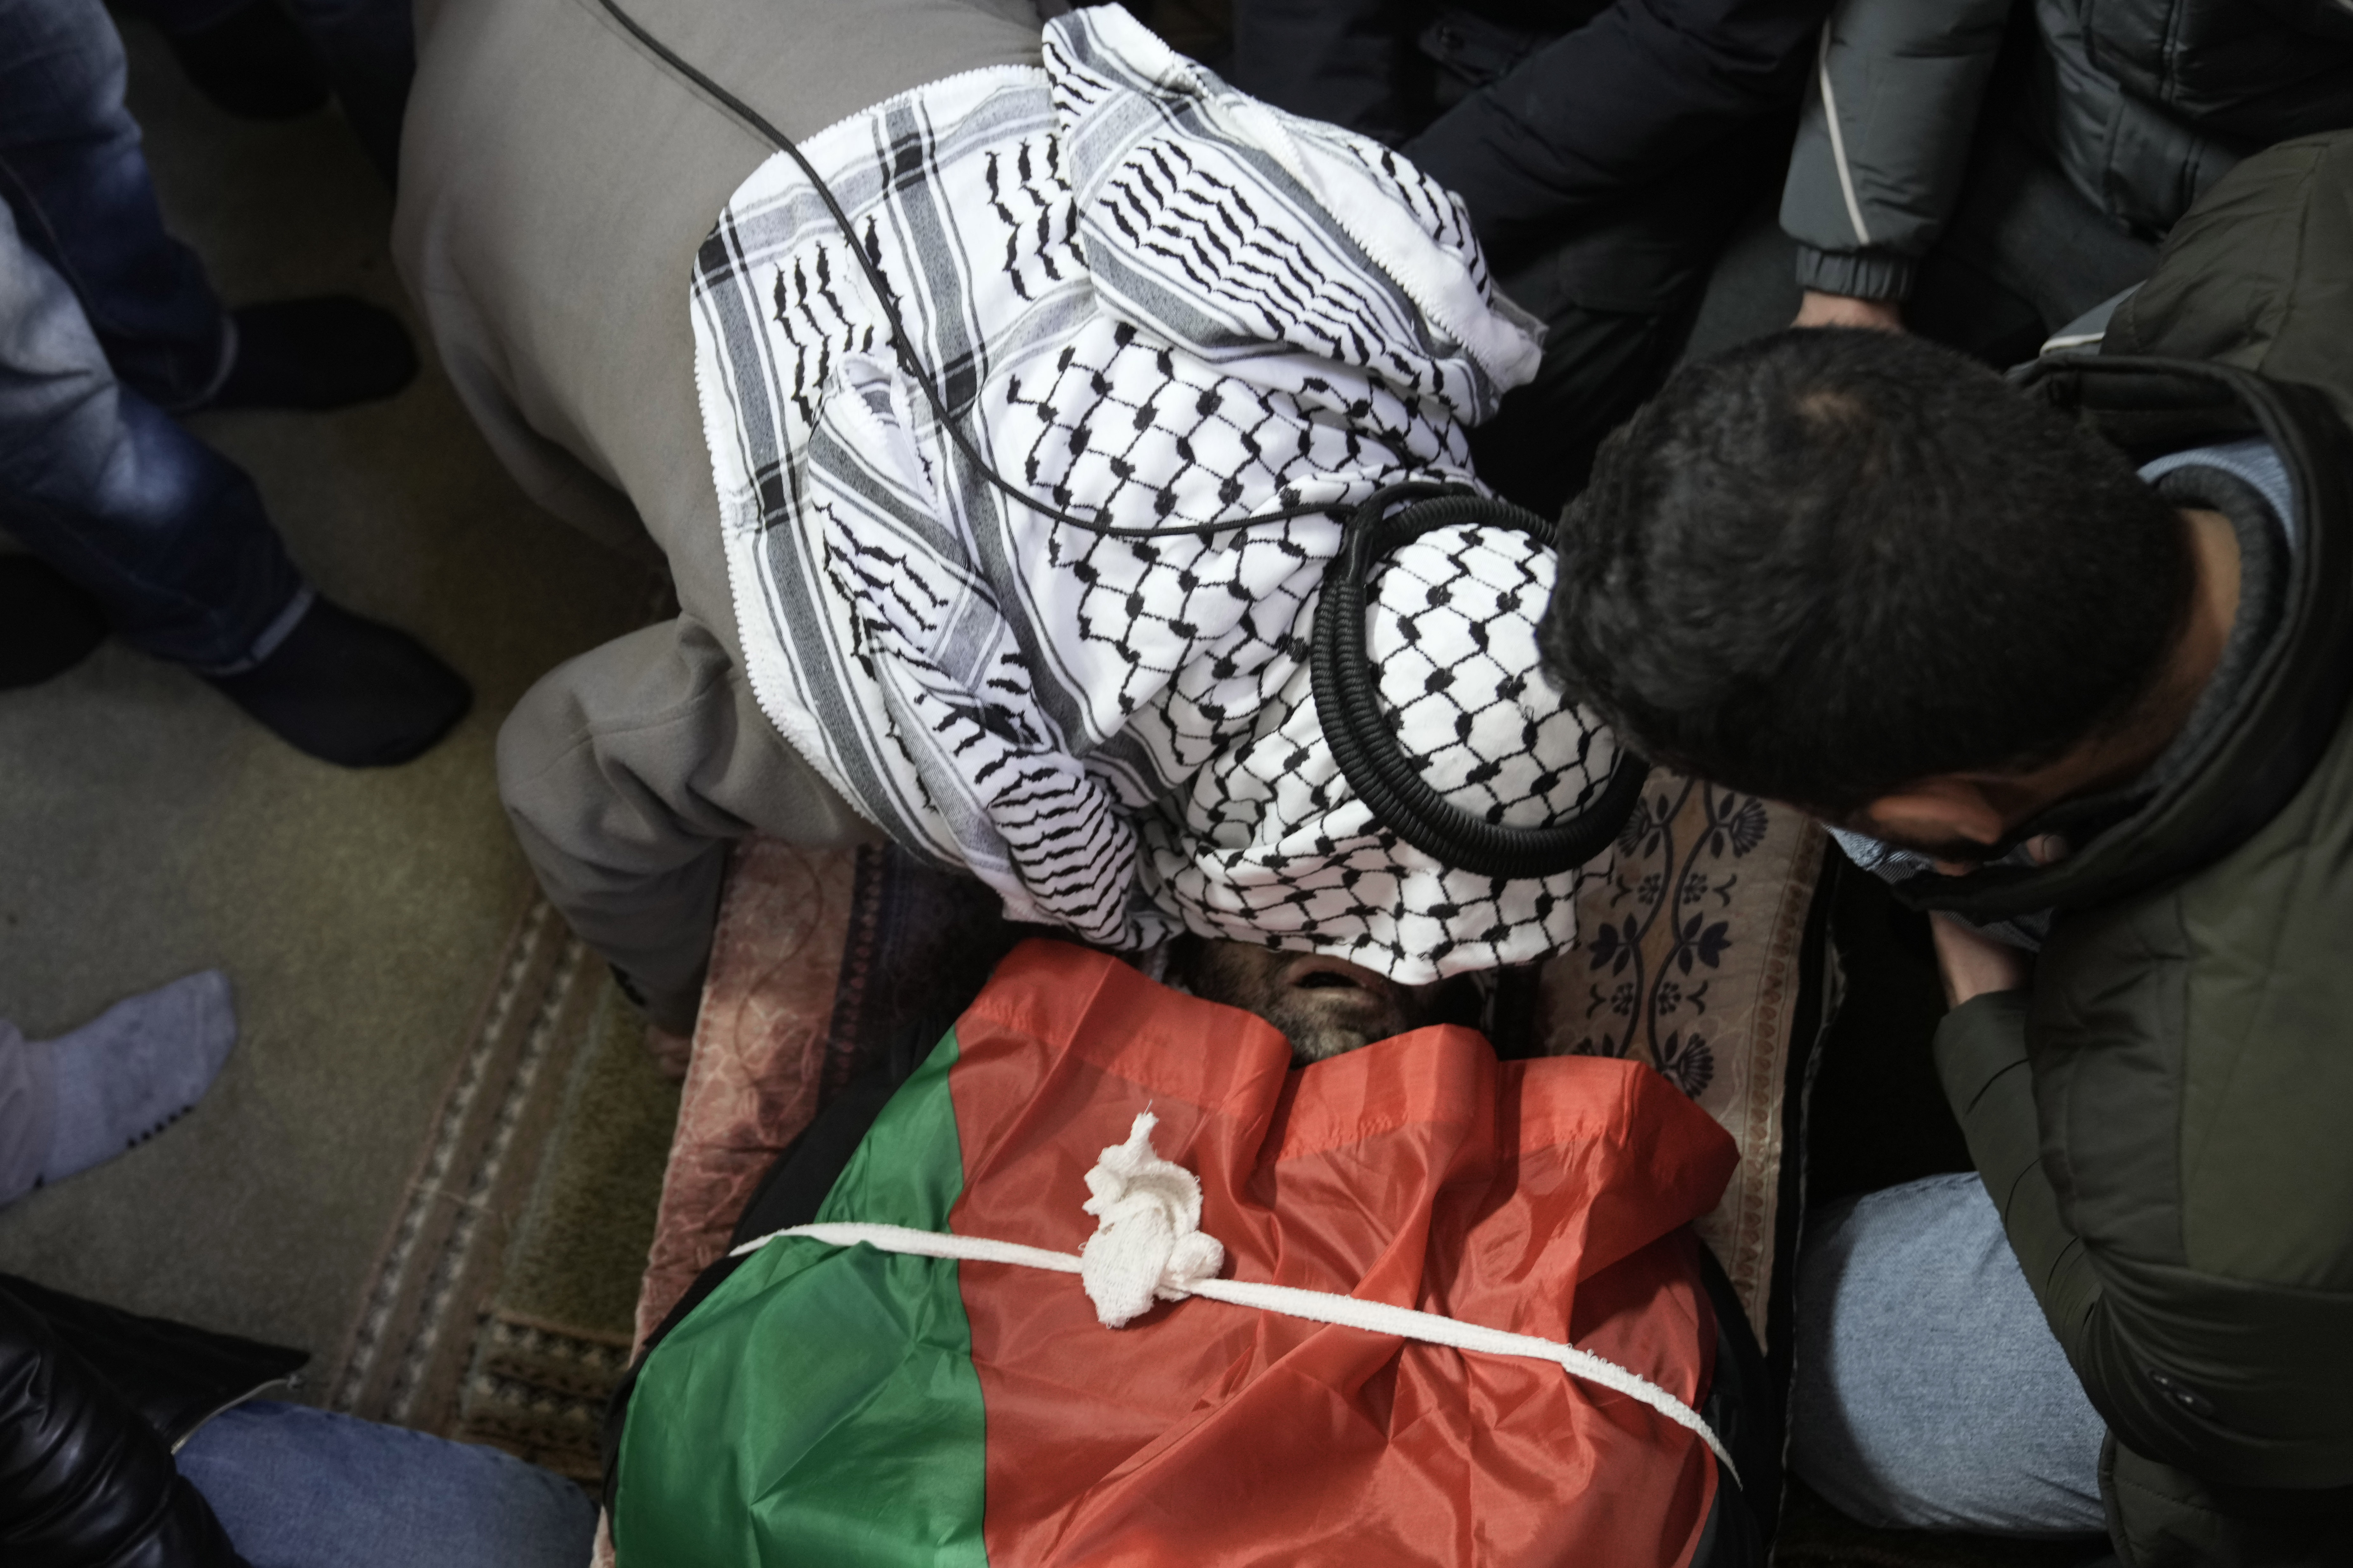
[1866,128,2353,1568]
[1897,352,2353,1559]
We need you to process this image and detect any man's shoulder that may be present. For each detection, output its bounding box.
[2033,720,2353,1290]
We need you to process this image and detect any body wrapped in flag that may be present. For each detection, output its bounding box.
[611,940,1755,1566]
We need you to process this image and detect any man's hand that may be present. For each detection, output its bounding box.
[645,1023,693,1082]
[1930,913,2032,1008]
[1793,290,1904,331]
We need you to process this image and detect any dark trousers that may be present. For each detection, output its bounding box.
[1903,119,2161,369]
[1229,0,1797,518]
[1470,123,1795,520]
[0,0,302,668]
[1471,120,2160,519]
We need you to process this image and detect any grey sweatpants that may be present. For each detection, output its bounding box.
[394,0,1045,1026]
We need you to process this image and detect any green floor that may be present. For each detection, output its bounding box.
[0,17,667,1388]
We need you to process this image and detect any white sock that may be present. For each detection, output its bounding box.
[37,970,238,1187]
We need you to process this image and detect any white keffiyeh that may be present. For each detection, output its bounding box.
[690,6,1619,980]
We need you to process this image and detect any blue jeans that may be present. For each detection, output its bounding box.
[0,0,304,668]
[1790,1172,2109,1536]
[176,1402,599,1568]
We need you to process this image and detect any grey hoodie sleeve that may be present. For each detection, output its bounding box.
[1778,0,2012,300]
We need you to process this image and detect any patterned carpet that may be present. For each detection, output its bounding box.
[1532,773,1823,1339]
[319,898,677,1481]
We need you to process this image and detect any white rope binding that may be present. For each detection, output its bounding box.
[732,1112,1738,1485]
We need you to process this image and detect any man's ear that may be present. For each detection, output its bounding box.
[1855,778,2009,859]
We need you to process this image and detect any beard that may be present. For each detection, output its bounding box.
[1168,937,1479,1063]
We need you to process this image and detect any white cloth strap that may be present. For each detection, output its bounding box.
[734,1111,1735,1482]
[729,1217,1738,1482]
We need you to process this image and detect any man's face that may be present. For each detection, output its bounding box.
[1837,810,2021,871]
[1173,940,1480,1063]
[1835,758,2116,871]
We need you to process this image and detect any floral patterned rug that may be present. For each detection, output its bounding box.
[1535,774,1825,1340]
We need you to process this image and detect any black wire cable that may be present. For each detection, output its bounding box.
[1313,485,1649,879]
[592,0,1338,540]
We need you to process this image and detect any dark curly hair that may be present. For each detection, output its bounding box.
[1538,329,2193,817]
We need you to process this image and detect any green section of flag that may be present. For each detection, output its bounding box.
[615,1032,988,1568]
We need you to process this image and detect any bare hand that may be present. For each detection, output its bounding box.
[645,1023,693,1082]
[1794,290,1904,331]
[1929,913,2032,1008]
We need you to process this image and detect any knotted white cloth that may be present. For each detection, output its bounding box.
[733,1118,1738,1482]
[1078,1112,1226,1328]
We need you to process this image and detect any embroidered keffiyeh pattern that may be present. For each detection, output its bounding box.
[690,6,1615,980]
[1147,524,1620,976]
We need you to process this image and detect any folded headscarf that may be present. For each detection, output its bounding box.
[695,7,1616,979]
[1144,524,1618,982]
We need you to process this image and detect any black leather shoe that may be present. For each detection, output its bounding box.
[159,0,330,120]
[0,557,108,691]
[208,298,420,413]
[205,597,471,767]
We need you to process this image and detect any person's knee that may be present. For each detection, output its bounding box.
[497,616,876,881]
[179,1402,597,1568]
[494,653,601,836]
[1791,1174,2107,1535]
[497,619,721,799]
[493,634,737,1027]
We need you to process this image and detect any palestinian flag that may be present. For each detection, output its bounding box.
[614,940,1739,1566]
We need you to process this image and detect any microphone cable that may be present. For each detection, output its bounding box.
[592,0,1339,541]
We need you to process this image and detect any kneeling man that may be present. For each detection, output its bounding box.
[1542,298,2353,1559]
[397,0,1630,1031]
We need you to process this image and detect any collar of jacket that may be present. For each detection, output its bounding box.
[1893,356,2353,925]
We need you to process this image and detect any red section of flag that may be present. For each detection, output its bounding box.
[942,940,1738,1568]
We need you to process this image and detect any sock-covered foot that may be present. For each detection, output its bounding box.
[0,557,107,691]
[205,596,472,767]
[39,971,239,1187]
[209,298,419,412]
[161,0,331,120]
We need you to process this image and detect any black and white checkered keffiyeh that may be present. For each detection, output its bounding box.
[691,7,1619,981]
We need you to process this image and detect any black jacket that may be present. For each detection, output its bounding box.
[1232,0,1829,263]
[0,1276,305,1568]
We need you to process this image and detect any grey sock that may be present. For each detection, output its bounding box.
[38,970,238,1186]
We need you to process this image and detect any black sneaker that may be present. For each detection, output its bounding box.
[209,298,420,413]
[0,557,108,691]
[205,597,471,767]
[159,0,331,120]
